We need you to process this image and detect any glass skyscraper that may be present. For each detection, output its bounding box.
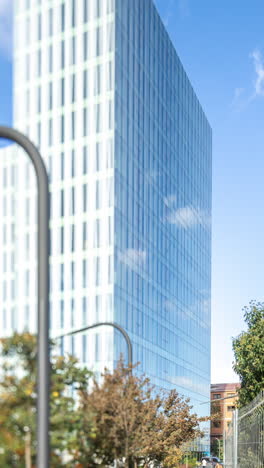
[0,0,212,442]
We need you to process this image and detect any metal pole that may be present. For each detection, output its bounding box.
[233,408,238,468]
[223,428,226,467]
[200,394,239,405]
[55,322,133,367]
[0,126,50,468]
[24,428,32,468]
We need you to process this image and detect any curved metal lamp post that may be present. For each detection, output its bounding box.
[56,322,133,367]
[0,126,50,468]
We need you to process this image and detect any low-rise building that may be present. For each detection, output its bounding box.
[210,383,240,452]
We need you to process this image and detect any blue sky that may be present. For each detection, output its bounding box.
[1,0,264,383]
[0,0,12,145]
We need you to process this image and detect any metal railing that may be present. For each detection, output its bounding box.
[224,390,264,468]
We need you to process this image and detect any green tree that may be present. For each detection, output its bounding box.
[0,332,94,467]
[0,334,208,467]
[80,360,205,467]
[146,389,205,467]
[210,438,223,460]
[232,301,264,406]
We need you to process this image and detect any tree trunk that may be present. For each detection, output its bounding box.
[124,437,129,468]
[25,430,31,468]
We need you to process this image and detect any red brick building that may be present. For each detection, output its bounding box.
[210,383,240,445]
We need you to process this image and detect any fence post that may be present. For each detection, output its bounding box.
[223,428,226,467]
[233,408,238,468]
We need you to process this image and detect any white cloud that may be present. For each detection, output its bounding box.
[231,87,246,111]
[166,206,196,227]
[233,87,245,102]
[165,206,210,229]
[0,0,13,59]
[250,48,264,97]
[164,193,177,207]
[235,87,244,98]
[163,0,174,27]
[231,49,264,110]
[146,170,159,184]
[118,249,147,271]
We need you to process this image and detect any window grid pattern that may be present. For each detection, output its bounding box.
[113,0,212,442]
[1,0,115,370]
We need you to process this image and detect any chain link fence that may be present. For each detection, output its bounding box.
[224,390,264,468]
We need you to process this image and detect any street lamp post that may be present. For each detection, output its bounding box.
[0,126,50,468]
[55,322,133,367]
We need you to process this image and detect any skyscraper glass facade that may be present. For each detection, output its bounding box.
[114,0,211,401]
[0,0,211,438]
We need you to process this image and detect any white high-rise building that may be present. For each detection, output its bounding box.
[1,0,116,370]
[0,1,212,443]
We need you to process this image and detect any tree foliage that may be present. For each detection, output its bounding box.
[0,332,93,467]
[233,301,264,406]
[80,360,205,467]
[0,333,206,467]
